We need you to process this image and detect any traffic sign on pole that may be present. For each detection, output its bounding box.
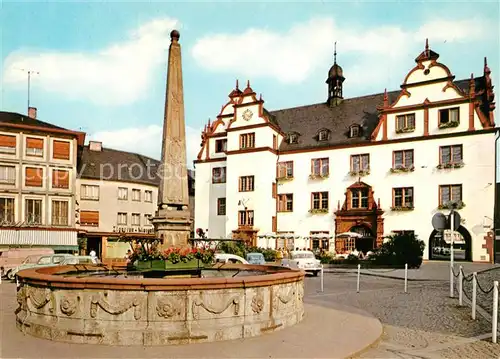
[432,212,447,232]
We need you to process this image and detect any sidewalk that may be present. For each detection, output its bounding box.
[1,283,382,358]
[324,261,499,281]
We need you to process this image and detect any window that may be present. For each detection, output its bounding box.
[318,130,329,141]
[81,185,99,200]
[212,167,226,184]
[393,150,414,169]
[311,158,329,176]
[53,140,70,160]
[145,190,153,202]
[52,200,68,226]
[439,107,460,125]
[25,199,42,224]
[311,192,329,210]
[351,154,370,173]
[132,189,141,201]
[393,187,414,208]
[349,125,360,138]
[144,214,152,224]
[79,210,99,227]
[239,133,255,149]
[395,113,416,132]
[117,212,127,225]
[310,231,329,251]
[288,133,298,144]
[118,187,128,200]
[278,194,293,212]
[273,135,277,150]
[26,137,44,157]
[215,139,227,153]
[131,213,140,226]
[0,198,14,223]
[238,210,254,226]
[239,176,254,192]
[0,134,16,154]
[393,230,415,236]
[439,184,462,206]
[25,167,43,187]
[277,161,293,178]
[440,145,463,165]
[217,198,226,215]
[351,189,369,209]
[52,169,69,189]
[0,165,16,184]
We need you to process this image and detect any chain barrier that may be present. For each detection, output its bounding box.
[477,279,495,295]
[362,267,400,273]
[452,266,460,278]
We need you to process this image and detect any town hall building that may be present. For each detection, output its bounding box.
[194,40,497,262]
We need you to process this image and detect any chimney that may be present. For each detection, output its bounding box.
[28,107,37,119]
[89,141,102,152]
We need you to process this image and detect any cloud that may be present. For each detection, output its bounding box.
[90,124,201,169]
[2,18,179,105]
[191,17,490,87]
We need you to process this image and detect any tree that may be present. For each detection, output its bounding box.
[372,232,425,268]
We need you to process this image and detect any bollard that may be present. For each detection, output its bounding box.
[404,263,408,293]
[320,266,324,293]
[472,272,477,320]
[493,281,498,344]
[459,265,463,306]
[450,263,454,298]
[356,264,361,293]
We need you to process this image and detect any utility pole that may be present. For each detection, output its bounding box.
[18,68,40,112]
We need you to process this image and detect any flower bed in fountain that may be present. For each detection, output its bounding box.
[130,240,215,270]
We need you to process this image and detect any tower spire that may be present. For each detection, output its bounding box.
[334,41,337,64]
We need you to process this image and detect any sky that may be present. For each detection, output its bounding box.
[1,0,499,174]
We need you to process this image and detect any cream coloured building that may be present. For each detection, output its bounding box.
[194,42,497,262]
[76,141,195,261]
[0,108,84,252]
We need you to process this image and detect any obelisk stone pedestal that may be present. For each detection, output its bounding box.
[152,29,192,247]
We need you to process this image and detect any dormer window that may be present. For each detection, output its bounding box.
[287,133,299,144]
[318,129,330,141]
[349,125,360,138]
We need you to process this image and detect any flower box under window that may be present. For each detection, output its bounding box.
[349,169,370,177]
[438,201,466,210]
[390,165,415,173]
[438,121,460,129]
[309,173,329,179]
[436,162,464,169]
[395,127,415,134]
[390,206,415,211]
[309,208,329,214]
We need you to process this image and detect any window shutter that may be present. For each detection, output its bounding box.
[0,134,16,148]
[26,137,44,149]
[272,216,277,232]
[25,167,43,187]
[52,169,69,188]
[272,183,276,198]
[80,211,99,226]
[53,140,70,160]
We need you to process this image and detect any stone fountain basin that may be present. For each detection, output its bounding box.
[15,264,305,346]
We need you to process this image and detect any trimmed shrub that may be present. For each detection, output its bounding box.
[371,232,425,268]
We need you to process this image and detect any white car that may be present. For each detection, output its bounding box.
[214,253,249,264]
[281,250,322,276]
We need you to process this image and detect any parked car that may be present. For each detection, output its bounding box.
[246,252,266,265]
[9,254,74,280]
[1,247,54,279]
[60,256,100,265]
[214,253,248,264]
[281,250,322,276]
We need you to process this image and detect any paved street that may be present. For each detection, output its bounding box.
[306,271,500,358]
[2,267,500,358]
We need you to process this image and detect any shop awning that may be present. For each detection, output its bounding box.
[0,229,78,247]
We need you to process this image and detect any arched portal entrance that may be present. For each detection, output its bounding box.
[428,226,472,261]
[350,225,375,253]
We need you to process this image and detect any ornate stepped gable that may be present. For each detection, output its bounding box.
[197,41,495,158]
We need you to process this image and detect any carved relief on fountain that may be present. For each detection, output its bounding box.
[192,294,241,320]
[89,292,143,320]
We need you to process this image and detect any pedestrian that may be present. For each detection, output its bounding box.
[125,249,132,263]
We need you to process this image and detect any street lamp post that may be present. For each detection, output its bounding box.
[450,207,455,298]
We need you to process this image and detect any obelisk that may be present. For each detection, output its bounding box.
[152,29,192,247]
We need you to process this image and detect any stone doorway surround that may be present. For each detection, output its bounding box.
[232,226,258,246]
[334,181,384,249]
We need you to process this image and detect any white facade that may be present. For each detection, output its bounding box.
[194,46,497,262]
